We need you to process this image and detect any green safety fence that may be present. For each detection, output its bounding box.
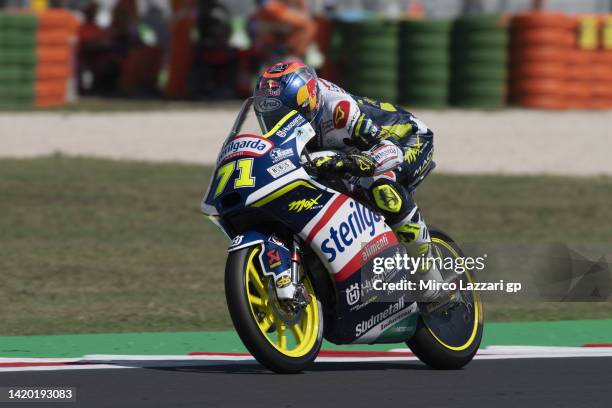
[450,15,509,108]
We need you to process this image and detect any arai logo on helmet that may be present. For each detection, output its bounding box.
[218,135,274,163]
[256,98,282,112]
[320,201,382,263]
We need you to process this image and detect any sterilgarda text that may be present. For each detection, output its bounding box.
[321,201,381,262]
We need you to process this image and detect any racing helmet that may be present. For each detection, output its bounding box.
[253,61,321,133]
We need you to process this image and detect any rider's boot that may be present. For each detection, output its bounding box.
[391,212,450,304]
[369,181,452,304]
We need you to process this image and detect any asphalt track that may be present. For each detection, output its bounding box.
[1,356,611,408]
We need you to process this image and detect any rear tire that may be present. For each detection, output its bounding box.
[225,246,323,373]
[407,229,484,369]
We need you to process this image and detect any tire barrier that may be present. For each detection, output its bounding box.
[509,12,576,109]
[450,15,509,108]
[35,9,78,108]
[0,10,77,109]
[510,12,612,110]
[399,19,451,108]
[510,12,585,109]
[336,21,399,103]
[0,13,37,109]
[589,15,612,109]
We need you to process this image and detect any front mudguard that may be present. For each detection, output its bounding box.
[228,231,292,281]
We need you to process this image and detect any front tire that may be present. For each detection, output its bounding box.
[225,246,323,373]
[407,228,484,369]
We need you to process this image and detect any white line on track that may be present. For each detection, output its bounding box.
[2,346,612,373]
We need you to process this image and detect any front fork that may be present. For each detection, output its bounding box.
[289,236,311,309]
[291,237,301,286]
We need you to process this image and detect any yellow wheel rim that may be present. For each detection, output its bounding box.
[244,247,320,358]
[425,237,483,351]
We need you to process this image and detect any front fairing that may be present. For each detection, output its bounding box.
[202,98,317,221]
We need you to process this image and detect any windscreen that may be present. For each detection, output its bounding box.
[253,96,295,134]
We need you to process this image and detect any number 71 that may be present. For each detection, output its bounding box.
[214,158,255,197]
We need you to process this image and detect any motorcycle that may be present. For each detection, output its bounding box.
[201,97,483,373]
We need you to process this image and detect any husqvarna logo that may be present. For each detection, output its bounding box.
[218,135,273,163]
[346,283,360,306]
[320,201,382,262]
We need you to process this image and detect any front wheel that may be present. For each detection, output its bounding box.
[407,228,484,369]
[225,246,323,373]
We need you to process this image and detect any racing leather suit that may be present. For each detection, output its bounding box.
[310,78,435,260]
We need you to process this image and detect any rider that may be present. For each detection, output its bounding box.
[254,61,444,303]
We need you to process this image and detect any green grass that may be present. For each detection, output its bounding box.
[0,156,611,335]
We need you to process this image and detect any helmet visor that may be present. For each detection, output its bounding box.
[253,96,295,134]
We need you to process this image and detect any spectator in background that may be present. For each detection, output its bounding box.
[77,1,118,94]
[109,0,140,59]
[189,0,237,99]
[254,0,317,60]
[110,0,162,96]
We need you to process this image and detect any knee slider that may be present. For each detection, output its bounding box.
[370,183,403,214]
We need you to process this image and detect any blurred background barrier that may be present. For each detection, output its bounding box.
[337,20,399,102]
[0,9,77,109]
[2,1,612,110]
[450,14,509,108]
[510,12,576,109]
[399,19,451,108]
[0,13,38,109]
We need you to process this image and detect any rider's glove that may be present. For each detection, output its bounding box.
[313,152,376,177]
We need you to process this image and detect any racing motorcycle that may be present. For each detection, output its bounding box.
[202,97,483,373]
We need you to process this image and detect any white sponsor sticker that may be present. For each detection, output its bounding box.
[266,159,297,178]
[269,148,293,162]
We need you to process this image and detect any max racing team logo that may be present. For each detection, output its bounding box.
[320,201,382,263]
[218,135,273,163]
[333,100,350,129]
[288,194,322,213]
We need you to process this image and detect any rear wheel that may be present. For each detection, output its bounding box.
[407,229,484,369]
[225,246,323,373]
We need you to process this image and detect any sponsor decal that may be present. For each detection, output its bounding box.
[297,78,318,110]
[268,63,289,74]
[320,201,382,263]
[218,135,273,163]
[255,98,282,112]
[268,236,286,247]
[266,249,281,269]
[269,147,293,162]
[355,296,405,337]
[318,78,344,93]
[346,282,360,306]
[276,275,291,288]
[360,233,391,263]
[276,114,306,138]
[266,159,296,178]
[257,79,281,97]
[229,235,244,247]
[412,146,433,177]
[371,145,399,166]
[288,194,322,213]
[333,100,350,129]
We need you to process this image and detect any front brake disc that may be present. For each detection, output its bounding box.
[267,280,303,326]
